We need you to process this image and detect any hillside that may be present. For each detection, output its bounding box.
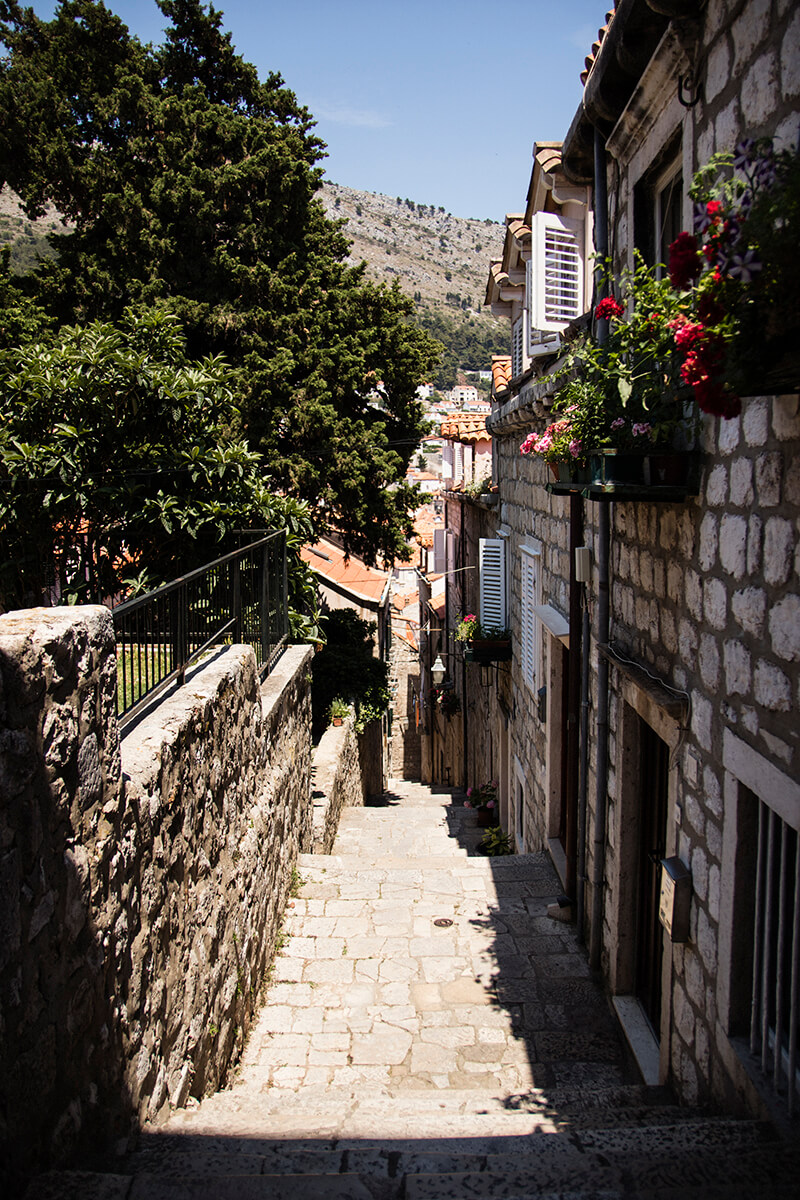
[1,180,511,381]
[320,181,509,383]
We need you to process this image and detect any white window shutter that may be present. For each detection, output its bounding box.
[531,212,584,332]
[433,528,447,574]
[511,316,524,377]
[520,546,541,690]
[479,538,506,631]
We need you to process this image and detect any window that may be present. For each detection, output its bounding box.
[530,212,584,332]
[520,542,541,691]
[479,538,506,631]
[511,316,525,378]
[720,731,800,1118]
[633,132,683,272]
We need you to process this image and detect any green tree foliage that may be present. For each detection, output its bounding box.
[0,304,318,614]
[411,308,508,390]
[310,608,390,742]
[0,0,439,565]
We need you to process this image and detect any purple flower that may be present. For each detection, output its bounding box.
[728,249,762,283]
[756,158,777,188]
[733,139,755,170]
[693,201,712,235]
[611,417,625,431]
[632,422,652,438]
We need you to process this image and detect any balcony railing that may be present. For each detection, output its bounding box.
[113,531,288,726]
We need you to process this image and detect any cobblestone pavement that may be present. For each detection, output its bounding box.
[26,780,800,1197]
[155,778,636,1139]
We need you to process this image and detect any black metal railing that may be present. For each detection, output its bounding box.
[113,531,289,726]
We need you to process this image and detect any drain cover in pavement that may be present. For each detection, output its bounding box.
[433,918,453,928]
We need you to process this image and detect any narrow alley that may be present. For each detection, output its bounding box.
[29,781,798,1198]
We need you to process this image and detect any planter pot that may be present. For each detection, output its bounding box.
[476,806,499,828]
[556,461,592,486]
[464,639,512,664]
[645,453,691,486]
[590,449,649,486]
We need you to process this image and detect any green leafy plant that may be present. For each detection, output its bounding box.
[329,697,350,721]
[479,827,513,856]
[455,613,510,641]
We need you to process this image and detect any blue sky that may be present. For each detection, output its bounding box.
[30,0,608,221]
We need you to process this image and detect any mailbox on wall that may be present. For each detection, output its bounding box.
[658,856,691,943]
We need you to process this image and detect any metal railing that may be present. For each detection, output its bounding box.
[113,531,289,726]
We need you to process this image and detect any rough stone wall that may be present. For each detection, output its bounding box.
[492,441,576,854]
[599,0,800,1112]
[0,606,313,1191]
[311,717,364,852]
[389,634,421,780]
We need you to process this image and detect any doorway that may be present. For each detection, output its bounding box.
[635,719,670,1036]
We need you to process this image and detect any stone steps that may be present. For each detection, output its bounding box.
[22,782,797,1199]
[25,1122,799,1199]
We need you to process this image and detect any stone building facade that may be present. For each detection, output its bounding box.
[432,0,800,1125]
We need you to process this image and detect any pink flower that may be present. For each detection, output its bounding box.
[466,787,474,796]
[486,799,495,809]
[463,800,472,809]
[569,439,582,458]
[673,320,705,350]
[632,422,652,437]
[611,417,625,431]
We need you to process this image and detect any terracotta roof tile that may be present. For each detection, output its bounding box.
[492,356,513,393]
[581,8,616,85]
[440,412,490,444]
[300,538,389,605]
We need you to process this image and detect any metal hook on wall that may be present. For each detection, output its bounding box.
[678,72,702,109]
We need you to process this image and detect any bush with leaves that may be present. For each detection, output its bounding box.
[0,304,319,624]
[310,607,390,742]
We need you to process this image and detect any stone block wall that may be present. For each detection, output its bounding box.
[310,716,364,853]
[0,606,313,1192]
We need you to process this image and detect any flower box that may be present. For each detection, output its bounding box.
[464,638,512,664]
[555,461,592,486]
[590,449,649,486]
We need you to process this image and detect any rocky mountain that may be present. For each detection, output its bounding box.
[320,180,509,379]
[1,180,511,378]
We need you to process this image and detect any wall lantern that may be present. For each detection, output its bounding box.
[431,655,447,686]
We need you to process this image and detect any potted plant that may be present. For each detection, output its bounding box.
[329,697,350,726]
[479,826,514,856]
[432,685,461,718]
[520,136,800,493]
[464,781,500,827]
[455,614,512,663]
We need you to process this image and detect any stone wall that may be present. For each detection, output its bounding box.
[486,0,800,1118]
[310,717,364,853]
[0,606,313,1193]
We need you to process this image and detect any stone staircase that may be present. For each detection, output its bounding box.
[25,781,798,1199]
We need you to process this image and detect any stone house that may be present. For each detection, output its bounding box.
[428,0,800,1125]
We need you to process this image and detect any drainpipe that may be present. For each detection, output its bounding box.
[589,125,612,973]
[460,498,469,790]
[566,495,583,899]
[577,580,590,945]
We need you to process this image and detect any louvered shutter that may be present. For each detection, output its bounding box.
[433,529,447,574]
[520,546,540,690]
[511,316,524,377]
[531,212,584,332]
[479,538,506,632]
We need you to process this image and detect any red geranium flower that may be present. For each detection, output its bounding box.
[595,296,624,321]
[669,232,702,289]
